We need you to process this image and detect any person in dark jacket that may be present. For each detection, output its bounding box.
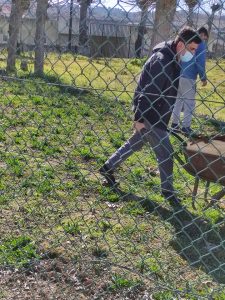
[99,27,202,207]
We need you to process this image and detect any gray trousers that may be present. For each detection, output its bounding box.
[172,77,196,128]
[106,125,174,195]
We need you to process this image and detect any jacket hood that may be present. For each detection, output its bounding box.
[152,40,176,58]
[153,41,167,52]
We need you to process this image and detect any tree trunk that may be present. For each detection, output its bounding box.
[7,0,29,72]
[187,6,194,27]
[135,7,148,58]
[185,0,198,27]
[207,4,221,38]
[207,11,215,38]
[34,0,48,76]
[150,0,176,51]
[79,0,88,46]
[68,0,74,51]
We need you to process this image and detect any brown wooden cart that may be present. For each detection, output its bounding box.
[172,132,225,209]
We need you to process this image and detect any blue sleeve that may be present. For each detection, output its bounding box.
[195,42,207,81]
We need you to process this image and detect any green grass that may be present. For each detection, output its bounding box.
[62,221,80,235]
[0,236,39,268]
[109,273,142,291]
[0,53,225,298]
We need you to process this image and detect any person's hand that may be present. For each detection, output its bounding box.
[201,80,207,87]
[134,121,145,132]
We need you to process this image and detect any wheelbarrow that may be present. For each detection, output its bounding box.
[172,131,225,209]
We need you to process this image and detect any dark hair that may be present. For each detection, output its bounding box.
[175,26,202,45]
[198,26,209,37]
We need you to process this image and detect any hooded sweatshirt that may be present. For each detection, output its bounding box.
[133,41,180,129]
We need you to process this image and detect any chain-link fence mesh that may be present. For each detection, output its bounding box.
[1,0,225,299]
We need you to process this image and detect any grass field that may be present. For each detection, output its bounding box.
[0,53,225,299]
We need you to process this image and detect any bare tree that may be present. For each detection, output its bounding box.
[207,2,222,38]
[7,0,30,72]
[135,1,155,58]
[34,0,49,76]
[77,0,93,54]
[121,0,155,58]
[150,0,177,50]
[68,0,74,51]
[185,0,199,27]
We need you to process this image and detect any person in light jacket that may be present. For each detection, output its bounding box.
[171,26,208,135]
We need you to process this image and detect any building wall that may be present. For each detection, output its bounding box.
[90,36,129,58]
[89,26,153,58]
[58,33,79,50]
[58,17,79,35]
[0,17,9,44]
[0,17,59,48]
[20,18,58,47]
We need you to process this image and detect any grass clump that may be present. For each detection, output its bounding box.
[0,236,39,268]
[109,273,142,291]
[62,221,80,235]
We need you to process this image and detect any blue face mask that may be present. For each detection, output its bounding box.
[180,51,194,62]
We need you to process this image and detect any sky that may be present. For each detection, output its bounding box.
[101,0,135,10]
[98,0,214,12]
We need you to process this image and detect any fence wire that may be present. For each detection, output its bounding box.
[1,0,225,299]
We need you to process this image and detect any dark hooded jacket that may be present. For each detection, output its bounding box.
[133,41,180,129]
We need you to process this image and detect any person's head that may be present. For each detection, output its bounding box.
[175,26,202,62]
[198,26,209,41]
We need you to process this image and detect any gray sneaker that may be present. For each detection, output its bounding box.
[182,127,193,136]
[171,123,180,133]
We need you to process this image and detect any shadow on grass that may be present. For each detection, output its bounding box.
[19,72,92,97]
[206,118,225,133]
[113,187,225,284]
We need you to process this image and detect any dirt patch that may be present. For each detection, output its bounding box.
[0,257,154,300]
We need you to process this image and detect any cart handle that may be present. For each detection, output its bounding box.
[168,130,187,165]
[168,130,187,144]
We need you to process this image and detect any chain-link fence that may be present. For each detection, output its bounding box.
[1,0,225,299]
